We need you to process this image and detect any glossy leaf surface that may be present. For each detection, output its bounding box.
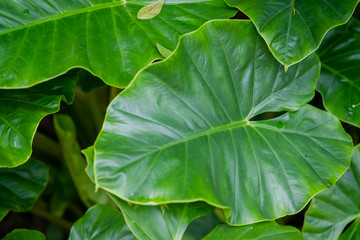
[93,20,352,225]
[0,0,236,89]
[0,160,48,221]
[2,229,46,240]
[225,0,360,67]
[316,18,360,128]
[0,72,76,167]
[203,222,302,239]
[69,204,135,240]
[303,145,360,240]
[83,145,213,240]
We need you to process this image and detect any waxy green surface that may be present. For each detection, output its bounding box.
[225,0,360,67]
[93,20,352,225]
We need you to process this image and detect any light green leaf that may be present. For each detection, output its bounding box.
[316,18,360,128]
[0,0,236,89]
[137,0,165,20]
[93,20,352,225]
[225,0,360,67]
[203,222,302,239]
[2,229,46,240]
[0,71,77,167]
[53,114,112,208]
[156,43,173,58]
[0,160,48,221]
[303,145,360,240]
[69,204,135,240]
[83,145,213,240]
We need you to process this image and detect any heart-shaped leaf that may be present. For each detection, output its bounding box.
[93,20,352,225]
[2,229,45,240]
[316,18,360,128]
[203,222,302,240]
[225,0,360,67]
[0,71,76,167]
[0,160,48,221]
[69,204,135,240]
[303,145,360,240]
[83,145,213,240]
[0,0,236,89]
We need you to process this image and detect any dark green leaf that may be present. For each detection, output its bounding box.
[0,71,76,167]
[0,160,48,221]
[303,145,360,240]
[316,18,360,128]
[2,229,45,240]
[225,0,360,67]
[203,222,302,239]
[93,20,352,225]
[0,0,236,89]
[69,204,135,240]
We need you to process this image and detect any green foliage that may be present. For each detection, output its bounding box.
[0,0,359,239]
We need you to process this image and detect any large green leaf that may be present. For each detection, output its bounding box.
[83,145,213,240]
[0,0,236,89]
[225,0,360,67]
[93,20,352,225]
[2,229,46,240]
[0,72,76,167]
[54,114,112,208]
[316,18,360,128]
[69,204,135,240]
[203,222,302,239]
[0,160,48,221]
[302,145,360,240]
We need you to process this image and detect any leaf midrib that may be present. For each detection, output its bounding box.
[0,1,129,36]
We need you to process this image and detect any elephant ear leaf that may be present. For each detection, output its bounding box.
[0,0,236,89]
[0,160,48,221]
[303,145,360,240]
[203,222,302,240]
[225,0,360,67]
[93,20,352,225]
[0,71,77,168]
[316,18,360,128]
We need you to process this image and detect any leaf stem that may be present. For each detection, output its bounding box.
[30,207,73,230]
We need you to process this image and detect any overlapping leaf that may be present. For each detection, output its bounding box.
[225,0,360,67]
[93,20,352,225]
[83,146,213,240]
[0,0,236,89]
[2,229,46,240]
[203,222,302,239]
[316,18,360,128]
[0,160,48,221]
[0,72,76,167]
[69,204,135,240]
[303,145,360,240]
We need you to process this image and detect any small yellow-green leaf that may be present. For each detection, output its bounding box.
[137,0,165,20]
[156,43,173,58]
